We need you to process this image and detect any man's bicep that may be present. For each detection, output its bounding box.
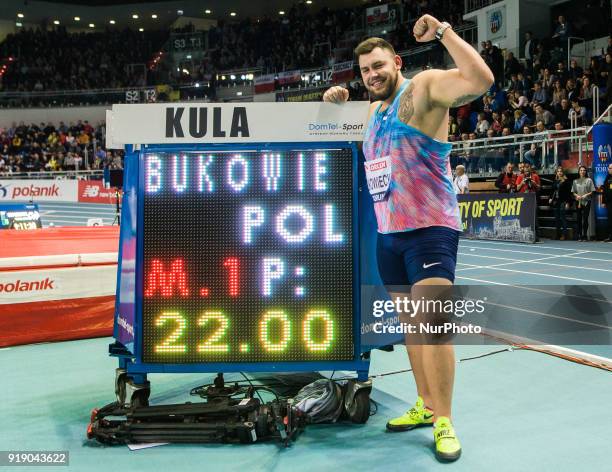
[428,69,486,109]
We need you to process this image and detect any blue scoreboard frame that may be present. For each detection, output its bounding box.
[111,141,370,385]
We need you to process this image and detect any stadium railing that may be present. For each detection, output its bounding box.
[0,170,104,180]
[450,126,590,176]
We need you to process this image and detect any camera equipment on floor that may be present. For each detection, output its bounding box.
[87,373,372,446]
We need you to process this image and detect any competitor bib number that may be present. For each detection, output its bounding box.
[364,156,392,202]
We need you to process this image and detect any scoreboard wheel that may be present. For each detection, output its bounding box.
[130,389,150,408]
[345,390,370,424]
[115,370,127,406]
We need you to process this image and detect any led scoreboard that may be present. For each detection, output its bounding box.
[109,101,370,383]
[142,148,354,363]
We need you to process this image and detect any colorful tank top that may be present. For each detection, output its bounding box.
[362,79,462,234]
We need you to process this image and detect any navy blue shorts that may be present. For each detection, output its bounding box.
[376,226,460,286]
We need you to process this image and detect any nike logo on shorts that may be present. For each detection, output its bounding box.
[423,262,442,269]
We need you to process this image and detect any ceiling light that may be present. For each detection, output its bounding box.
[89,23,95,28]
[109,20,115,24]
[17,13,24,18]
[230,12,236,17]
[132,14,139,19]
[306,0,313,4]
[151,14,157,19]
[139,28,144,32]
[74,16,80,21]
[53,20,60,25]
[16,22,22,27]
[279,11,285,15]
[205,9,211,14]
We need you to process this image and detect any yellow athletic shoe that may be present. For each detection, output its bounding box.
[433,416,462,462]
[386,396,434,432]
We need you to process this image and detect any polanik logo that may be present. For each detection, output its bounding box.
[0,184,9,198]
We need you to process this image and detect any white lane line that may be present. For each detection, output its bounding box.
[458,251,612,273]
[456,261,612,285]
[456,276,612,304]
[481,300,612,330]
[461,238,612,255]
[460,244,612,262]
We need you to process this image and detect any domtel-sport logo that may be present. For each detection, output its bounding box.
[307,122,364,132]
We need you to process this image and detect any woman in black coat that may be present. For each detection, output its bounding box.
[549,166,572,240]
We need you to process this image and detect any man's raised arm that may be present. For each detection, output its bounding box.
[414,15,494,109]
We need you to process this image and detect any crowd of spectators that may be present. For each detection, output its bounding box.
[206,0,464,73]
[0,120,122,174]
[449,22,612,146]
[0,27,167,92]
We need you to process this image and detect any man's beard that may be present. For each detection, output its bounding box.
[367,71,398,101]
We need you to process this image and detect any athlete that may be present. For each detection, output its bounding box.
[324,15,493,462]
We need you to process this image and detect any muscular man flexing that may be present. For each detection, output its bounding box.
[324,15,493,462]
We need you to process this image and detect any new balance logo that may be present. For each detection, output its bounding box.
[423,262,442,269]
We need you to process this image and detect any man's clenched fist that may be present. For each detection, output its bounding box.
[413,14,442,43]
[323,86,349,103]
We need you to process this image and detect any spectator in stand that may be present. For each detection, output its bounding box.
[555,61,568,83]
[484,40,504,85]
[600,54,612,89]
[568,59,584,81]
[565,78,579,102]
[550,79,567,107]
[523,123,546,167]
[540,67,555,90]
[505,51,522,80]
[552,122,570,162]
[500,112,514,131]
[549,166,572,240]
[551,15,571,50]
[509,91,529,112]
[532,43,550,77]
[475,112,490,137]
[530,82,548,106]
[490,112,503,134]
[555,98,572,128]
[516,71,532,97]
[534,104,554,128]
[513,109,530,133]
[516,162,541,193]
[602,163,612,242]
[578,76,594,105]
[587,58,602,85]
[523,31,538,73]
[448,116,459,138]
[507,73,520,93]
[516,161,540,240]
[453,165,469,194]
[571,165,595,241]
[495,162,516,193]
[570,99,589,125]
[456,116,471,135]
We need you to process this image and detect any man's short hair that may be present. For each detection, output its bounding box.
[354,37,396,60]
